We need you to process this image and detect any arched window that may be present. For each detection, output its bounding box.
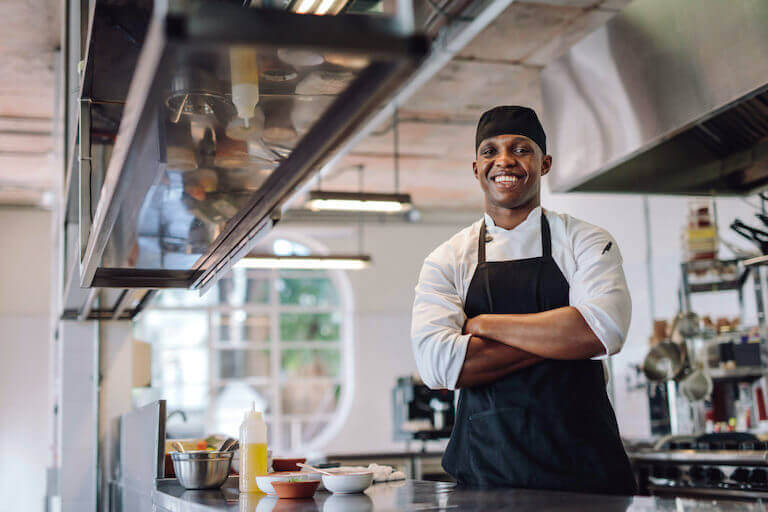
[135,234,354,454]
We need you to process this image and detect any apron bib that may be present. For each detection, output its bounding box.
[442,213,637,495]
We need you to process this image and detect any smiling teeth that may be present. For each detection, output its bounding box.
[494,175,520,183]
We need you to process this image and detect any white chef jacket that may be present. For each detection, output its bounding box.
[411,206,631,390]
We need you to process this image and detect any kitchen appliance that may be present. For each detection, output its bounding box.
[631,433,768,499]
[392,376,455,444]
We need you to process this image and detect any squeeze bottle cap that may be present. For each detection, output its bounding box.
[244,401,263,422]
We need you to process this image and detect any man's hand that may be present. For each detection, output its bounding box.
[455,335,542,388]
[463,316,482,336]
[464,308,605,360]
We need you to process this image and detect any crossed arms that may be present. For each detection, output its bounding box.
[455,307,605,388]
[411,225,630,390]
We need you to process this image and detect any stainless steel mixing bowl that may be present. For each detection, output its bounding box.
[170,450,234,490]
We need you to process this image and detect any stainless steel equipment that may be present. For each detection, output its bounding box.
[630,433,768,499]
[393,376,455,443]
[678,369,713,403]
[170,450,234,490]
[643,342,686,383]
[71,0,429,292]
[541,0,768,195]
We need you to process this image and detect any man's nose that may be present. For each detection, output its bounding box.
[494,151,517,168]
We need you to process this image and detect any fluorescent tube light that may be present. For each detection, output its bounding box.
[294,0,318,13]
[235,254,371,270]
[306,191,412,213]
[290,0,348,14]
[315,0,339,15]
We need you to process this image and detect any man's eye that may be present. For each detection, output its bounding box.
[514,147,530,154]
[481,148,495,156]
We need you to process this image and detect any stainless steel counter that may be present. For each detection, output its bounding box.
[111,478,768,511]
[629,450,768,465]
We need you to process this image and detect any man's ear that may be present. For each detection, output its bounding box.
[473,161,479,180]
[540,155,553,176]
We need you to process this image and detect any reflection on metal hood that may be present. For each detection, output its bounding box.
[541,0,768,195]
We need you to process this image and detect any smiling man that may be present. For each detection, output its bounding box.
[410,106,637,494]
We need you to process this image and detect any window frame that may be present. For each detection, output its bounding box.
[140,234,355,455]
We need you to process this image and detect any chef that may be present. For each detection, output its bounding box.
[411,106,637,494]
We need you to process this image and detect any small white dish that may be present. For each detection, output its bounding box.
[255,472,321,495]
[321,471,374,494]
[323,493,374,512]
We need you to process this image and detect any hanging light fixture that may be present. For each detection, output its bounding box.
[306,190,412,213]
[304,105,412,213]
[289,0,350,15]
[236,212,372,270]
[234,254,371,270]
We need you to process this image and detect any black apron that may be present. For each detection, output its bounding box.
[442,213,637,495]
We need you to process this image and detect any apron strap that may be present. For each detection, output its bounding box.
[541,212,552,258]
[478,221,494,313]
[478,212,551,313]
[478,221,487,264]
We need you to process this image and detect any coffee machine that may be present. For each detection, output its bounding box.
[392,376,455,447]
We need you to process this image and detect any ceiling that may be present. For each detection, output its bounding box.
[0,0,628,210]
[0,0,59,208]
[316,0,631,210]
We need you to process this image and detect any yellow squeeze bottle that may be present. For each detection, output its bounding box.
[239,402,268,493]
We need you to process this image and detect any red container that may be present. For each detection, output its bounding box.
[272,458,307,472]
[272,480,319,499]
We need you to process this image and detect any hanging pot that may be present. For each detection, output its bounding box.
[678,368,714,402]
[642,341,686,383]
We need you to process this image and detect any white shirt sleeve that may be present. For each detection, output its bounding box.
[569,224,632,358]
[411,245,471,390]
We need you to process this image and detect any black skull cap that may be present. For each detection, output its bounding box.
[475,106,546,154]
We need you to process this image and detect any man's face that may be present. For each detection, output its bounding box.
[473,134,552,210]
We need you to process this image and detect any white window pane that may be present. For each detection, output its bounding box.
[212,383,273,437]
[281,349,341,379]
[301,420,329,445]
[278,276,339,306]
[217,349,271,378]
[137,235,349,453]
[137,310,208,348]
[153,348,209,385]
[151,288,218,307]
[213,312,270,345]
[280,313,341,342]
[281,382,340,415]
[159,383,210,410]
[218,269,270,306]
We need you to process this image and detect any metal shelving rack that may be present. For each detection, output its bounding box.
[679,259,754,318]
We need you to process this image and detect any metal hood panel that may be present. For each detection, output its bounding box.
[541,0,768,195]
[75,2,428,290]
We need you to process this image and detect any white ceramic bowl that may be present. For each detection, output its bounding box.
[321,471,374,494]
[255,472,321,495]
[323,493,374,512]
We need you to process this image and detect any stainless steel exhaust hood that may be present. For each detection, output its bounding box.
[541,0,768,195]
[72,1,428,290]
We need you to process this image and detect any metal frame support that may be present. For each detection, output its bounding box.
[77,288,98,321]
[755,266,766,328]
[78,98,91,263]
